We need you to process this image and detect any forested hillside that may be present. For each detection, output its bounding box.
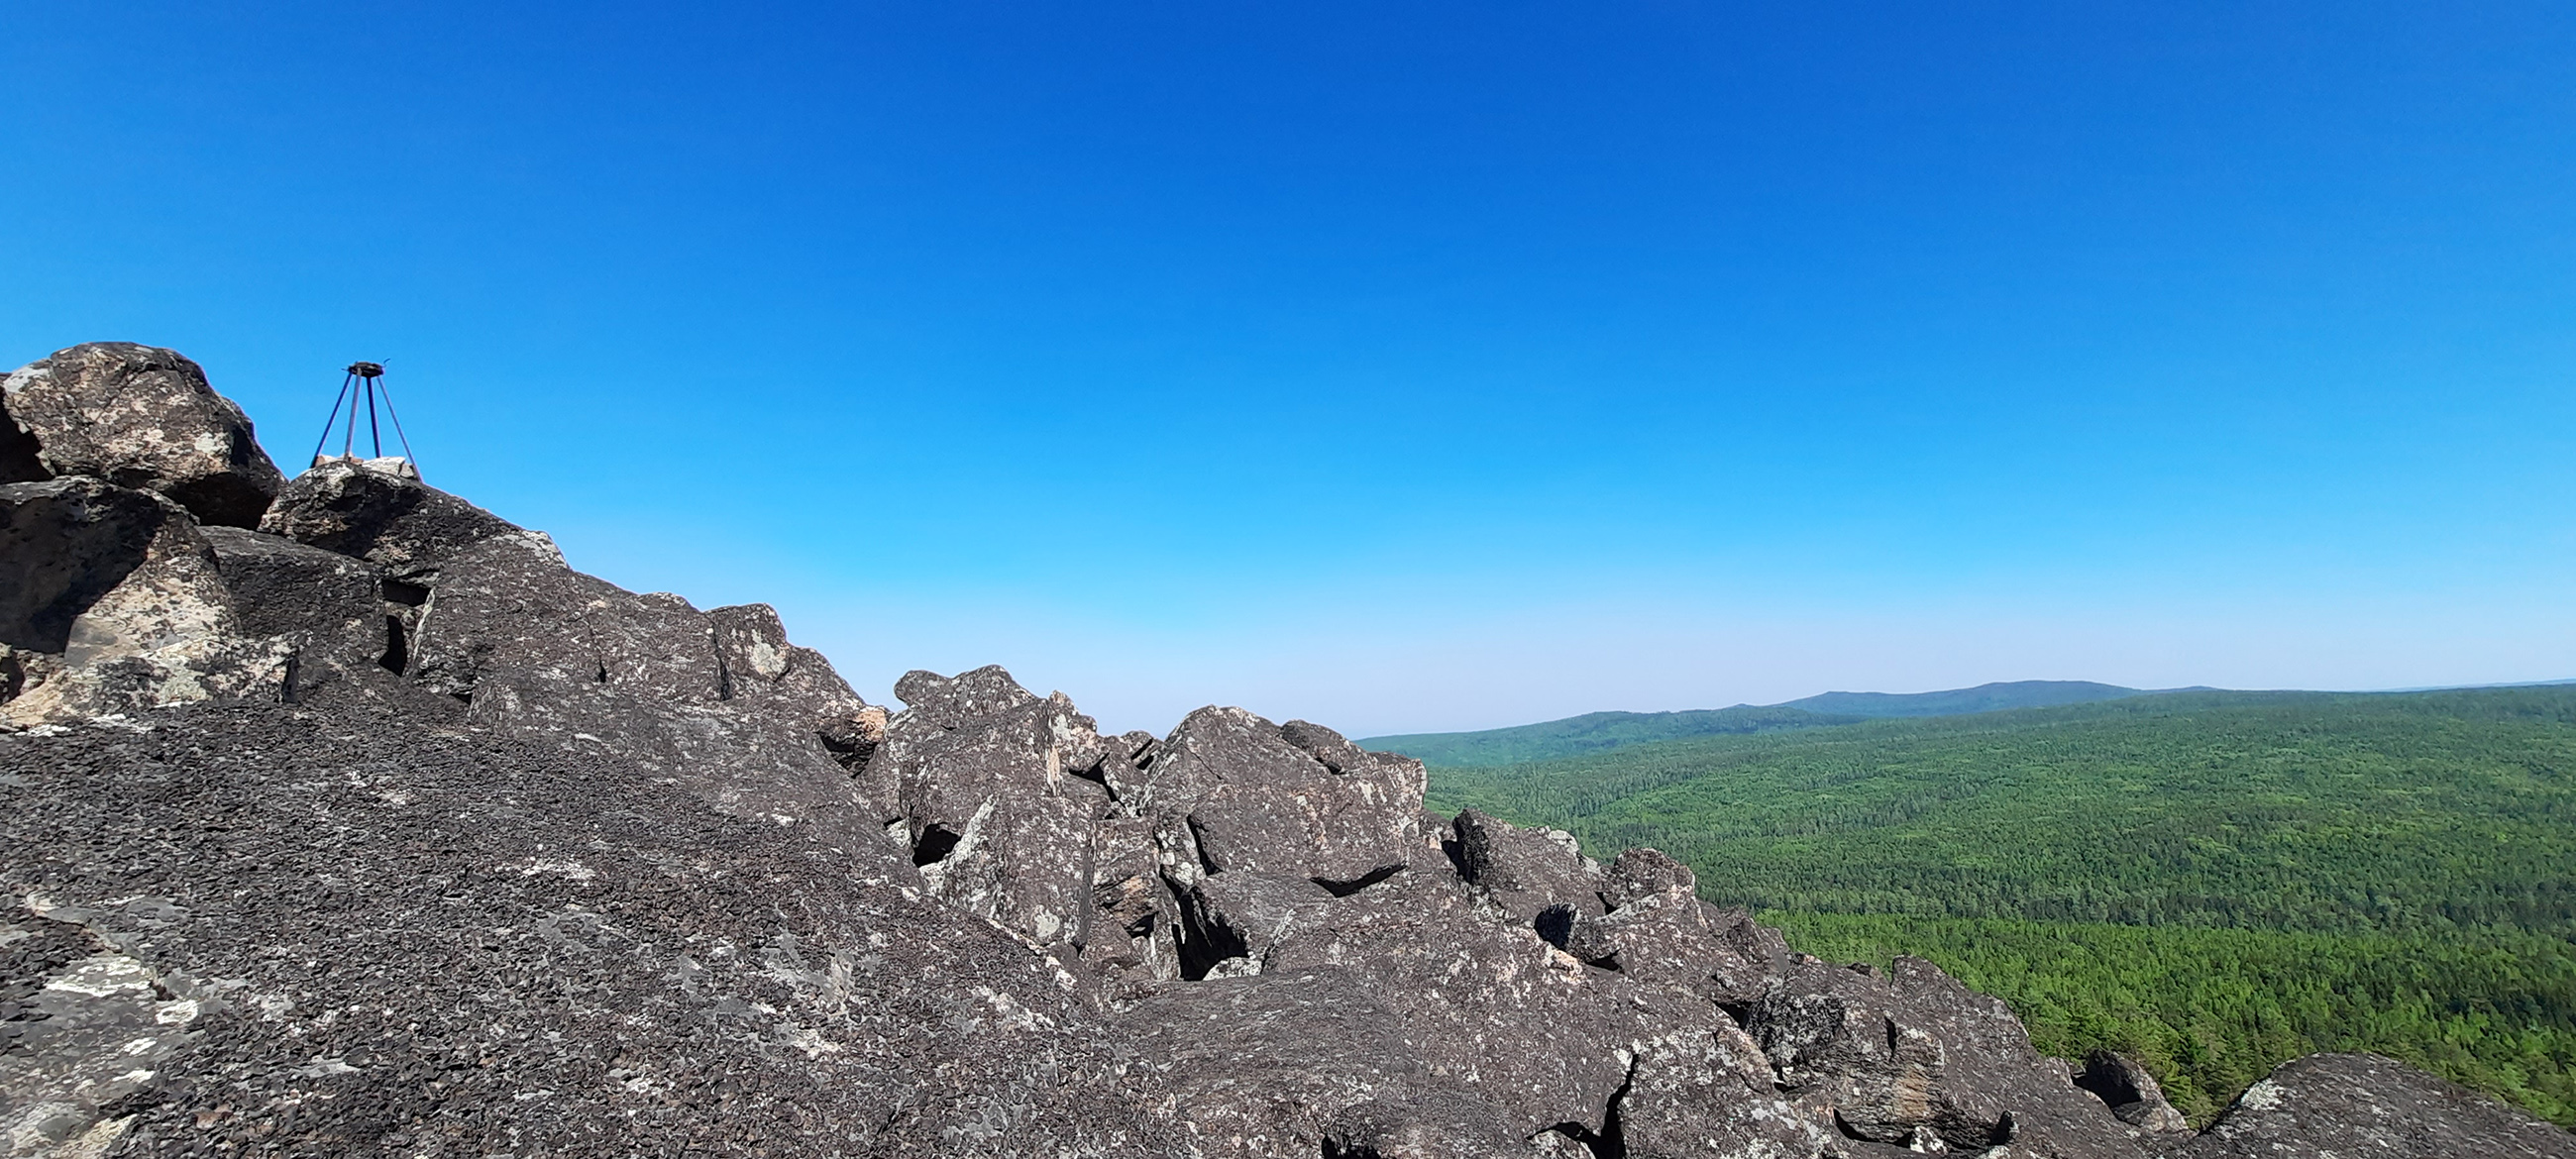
[1363,703,1854,767]
[1424,686,2576,1126]
[1364,680,2166,767]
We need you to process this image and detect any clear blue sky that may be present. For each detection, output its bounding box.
[7,2,2572,735]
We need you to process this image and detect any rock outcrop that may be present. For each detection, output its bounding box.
[2076,1050,2191,1134]
[2,344,282,527]
[1,477,289,726]
[2187,1053,2576,1158]
[5,343,2570,1158]
[258,455,533,577]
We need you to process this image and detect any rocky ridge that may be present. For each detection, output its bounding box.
[4,342,2570,1158]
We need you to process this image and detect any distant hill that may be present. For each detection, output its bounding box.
[1776,679,2173,717]
[1363,704,1859,768]
[1365,680,2179,767]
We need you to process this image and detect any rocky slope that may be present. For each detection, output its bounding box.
[4,342,2570,1158]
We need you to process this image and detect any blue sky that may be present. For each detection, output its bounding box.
[7,2,2573,735]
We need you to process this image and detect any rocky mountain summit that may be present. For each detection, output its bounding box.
[6,342,2570,1159]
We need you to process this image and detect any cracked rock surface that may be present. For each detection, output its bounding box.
[6,342,2570,1158]
[1,344,281,528]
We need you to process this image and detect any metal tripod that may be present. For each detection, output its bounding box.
[308,361,419,476]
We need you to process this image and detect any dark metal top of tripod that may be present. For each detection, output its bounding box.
[347,362,385,379]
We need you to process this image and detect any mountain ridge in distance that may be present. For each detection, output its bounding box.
[1360,679,2552,768]
[1779,678,2208,718]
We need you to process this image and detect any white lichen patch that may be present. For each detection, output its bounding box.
[518,859,597,883]
[777,1023,843,1059]
[46,955,157,999]
[744,636,787,679]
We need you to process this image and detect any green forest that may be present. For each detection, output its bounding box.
[1411,686,2576,1126]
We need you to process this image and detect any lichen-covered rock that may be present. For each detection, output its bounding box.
[259,457,541,575]
[1145,705,1424,887]
[1252,862,1677,1142]
[0,344,284,527]
[2187,1053,2576,1159]
[0,904,202,1159]
[198,526,384,668]
[398,535,885,850]
[1452,806,1608,926]
[879,669,1183,984]
[894,665,1046,729]
[1126,967,1525,1158]
[1,478,288,726]
[1601,846,1698,911]
[0,705,1186,1157]
[881,679,1120,947]
[2,477,172,655]
[196,524,459,714]
[709,602,885,786]
[1747,954,2154,1156]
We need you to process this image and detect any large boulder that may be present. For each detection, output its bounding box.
[1,343,283,527]
[1,478,289,726]
[1,477,171,655]
[195,524,461,713]
[708,602,886,781]
[877,669,1121,946]
[2076,1049,2191,1133]
[1451,806,1609,926]
[1142,706,1425,888]
[400,535,884,842]
[1241,864,1829,1155]
[2187,1053,2576,1159]
[1124,967,1529,1158]
[876,668,1176,981]
[1746,954,2153,1156]
[259,456,539,577]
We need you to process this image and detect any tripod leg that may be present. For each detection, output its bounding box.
[310,374,355,467]
[366,379,383,459]
[380,380,420,475]
[342,373,363,459]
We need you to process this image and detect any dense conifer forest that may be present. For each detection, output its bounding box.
[1414,686,2576,1125]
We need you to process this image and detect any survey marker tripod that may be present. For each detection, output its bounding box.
[308,361,420,477]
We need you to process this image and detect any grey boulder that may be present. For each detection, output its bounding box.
[2077,1050,2192,1133]
[2186,1053,2576,1159]
[1746,954,2155,1156]
[259,456,542,576]
[1,477,288,726]
[1,343,283,527]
